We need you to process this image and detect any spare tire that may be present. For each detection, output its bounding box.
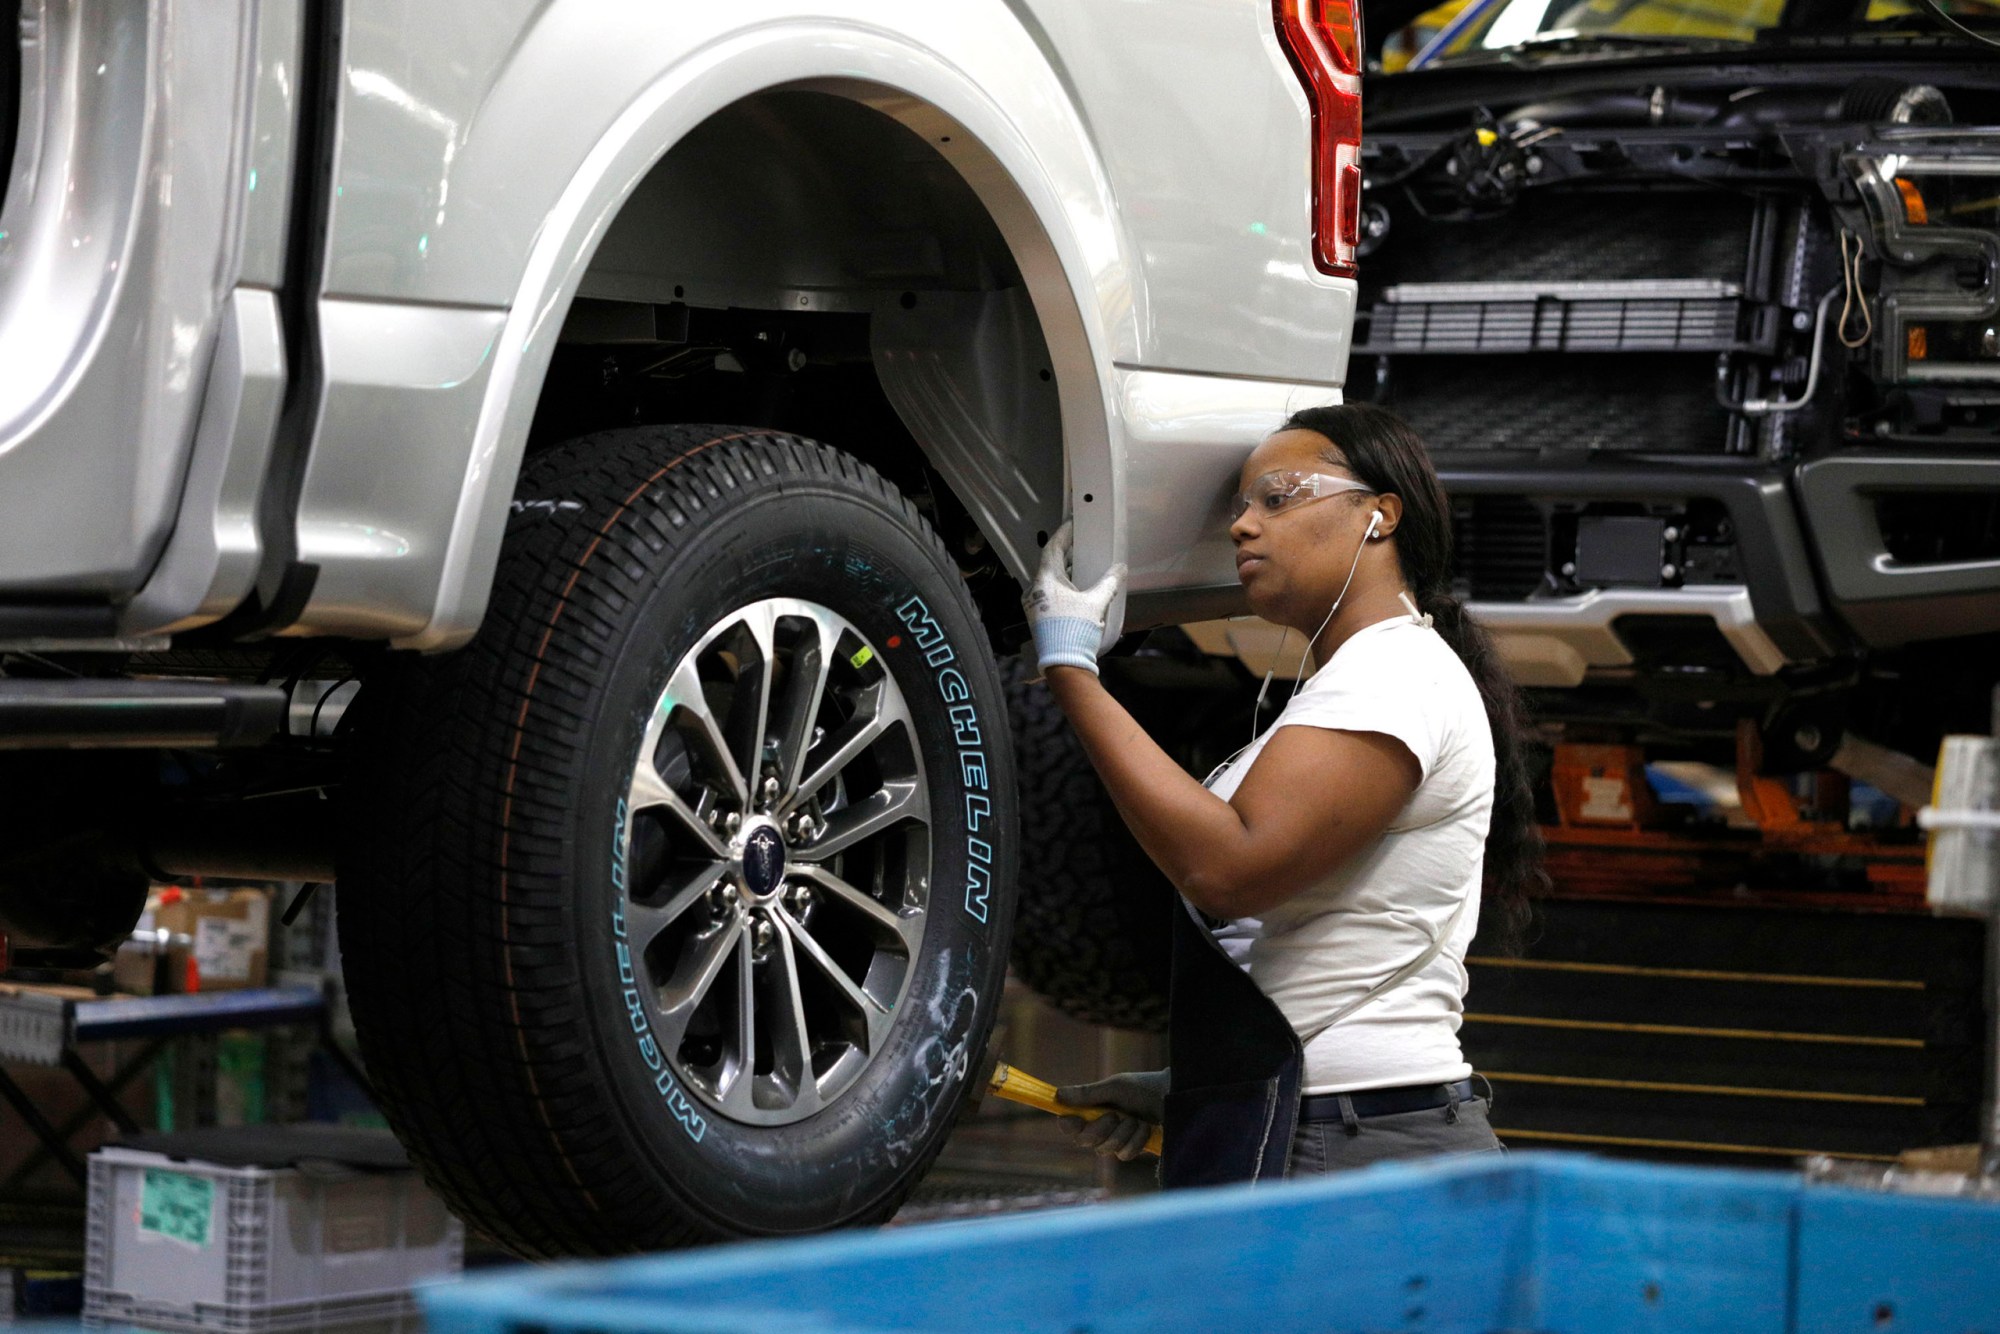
[338,426,1016,1255]
[1004,658,1174,1032]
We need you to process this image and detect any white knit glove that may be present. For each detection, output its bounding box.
[1024,522,1126,676]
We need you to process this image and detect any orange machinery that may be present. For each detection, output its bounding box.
[1541,720,1926,913]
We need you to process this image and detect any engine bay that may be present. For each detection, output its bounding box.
[1356,51,2000,756]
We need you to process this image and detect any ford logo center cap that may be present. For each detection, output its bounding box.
[742,826,786,899]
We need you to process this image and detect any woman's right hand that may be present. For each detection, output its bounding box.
[1024,521,1126,677]
[1056,1069,1168,1160]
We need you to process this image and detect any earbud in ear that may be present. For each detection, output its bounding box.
[1366,510,1383,539]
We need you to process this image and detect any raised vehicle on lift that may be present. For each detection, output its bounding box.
[0,1,1363,1252]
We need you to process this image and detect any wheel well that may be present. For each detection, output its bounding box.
[528,88,1069,652]
[580,90,1022,307]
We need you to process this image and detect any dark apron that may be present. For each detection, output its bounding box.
[1160,900,1303,1188]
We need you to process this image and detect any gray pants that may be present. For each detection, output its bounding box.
[1288,1087,1503,1176]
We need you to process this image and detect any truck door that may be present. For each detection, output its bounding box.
[0,4,288,630]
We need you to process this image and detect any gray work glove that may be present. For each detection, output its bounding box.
[1056,1068,1168,1161]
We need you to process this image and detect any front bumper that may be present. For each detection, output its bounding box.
[1438,450,2000,685]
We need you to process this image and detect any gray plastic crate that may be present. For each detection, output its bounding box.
[0,988,72,1064]
[85,1131,461,1334]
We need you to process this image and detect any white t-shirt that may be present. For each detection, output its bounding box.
[1204,613,1495,1094]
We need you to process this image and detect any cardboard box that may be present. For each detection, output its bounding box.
[136,888,271,991]
[111,934,194,996]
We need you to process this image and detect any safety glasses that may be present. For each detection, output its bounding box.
[1230,470,1375,522]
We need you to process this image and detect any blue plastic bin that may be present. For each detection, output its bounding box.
[423,1153,2000,1334]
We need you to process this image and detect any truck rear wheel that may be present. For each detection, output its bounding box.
[338,426,1016,1255]
[1005,661,1174,1033]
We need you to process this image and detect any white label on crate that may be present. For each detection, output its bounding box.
[194,917,256,983]
[1579,775,1634,821]
[139,1170,213,1249]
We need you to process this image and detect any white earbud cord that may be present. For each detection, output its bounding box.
[1240,512,1379,757]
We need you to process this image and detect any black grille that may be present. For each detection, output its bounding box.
[1451,495,1546,600]
[1381,354,1734,454]
[1357,187,1755,456]
[1360,190,1756,298]
[1369,290,1744,355]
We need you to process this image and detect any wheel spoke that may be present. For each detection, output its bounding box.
[717,927,758,1114]
[628,763,727,860]
[667,657,750,809]
[785,683,909,814]
[773,612,837,800]
[733,603,779,798]
[624,860,732,958]
[778,908,891,1044]
[768,922,822,1117]
[655,917,743,1052]
[790,864,921,953]
[803,781,926,860]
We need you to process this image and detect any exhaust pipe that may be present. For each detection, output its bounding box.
[0,794,335,950]
[141,796,337,883]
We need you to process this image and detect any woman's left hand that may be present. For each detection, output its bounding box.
[1024,521,1126,676]
[1057,1069,1168,1160]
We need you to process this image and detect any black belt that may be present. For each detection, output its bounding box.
[1299,1078,1476,1122]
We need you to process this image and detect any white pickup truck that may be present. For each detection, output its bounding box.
[0,1,1362,1251]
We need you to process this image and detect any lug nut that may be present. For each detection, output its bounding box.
[761,775,780,805]
[725,811,742,834]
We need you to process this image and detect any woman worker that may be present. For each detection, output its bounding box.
[1022,403,1544,1182]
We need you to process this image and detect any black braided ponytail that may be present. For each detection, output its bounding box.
[1284,402,1544,953]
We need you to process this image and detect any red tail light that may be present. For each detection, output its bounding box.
[1274,0,1364,279]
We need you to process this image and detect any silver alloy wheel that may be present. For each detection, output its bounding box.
[621,598,930,1126]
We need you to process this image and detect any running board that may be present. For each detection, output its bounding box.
[0,679,288,749]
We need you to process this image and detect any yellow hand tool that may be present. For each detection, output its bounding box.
[984,1058,1164,1158]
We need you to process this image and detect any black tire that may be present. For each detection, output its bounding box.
[1004,658,1173,1032]
[338,426,1017,1255]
